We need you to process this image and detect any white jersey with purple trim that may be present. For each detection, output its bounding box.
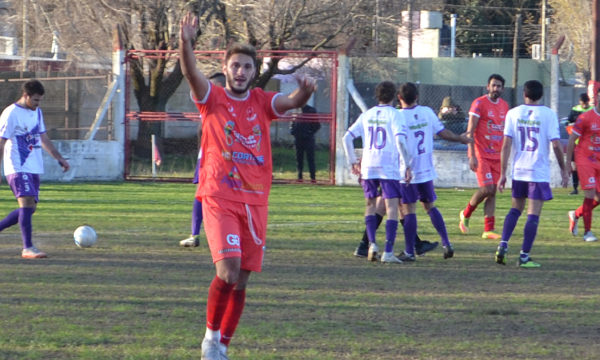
[0,103,47,176]
[503,104,560,182]
[346,105,407,180]
[399,105,444,183]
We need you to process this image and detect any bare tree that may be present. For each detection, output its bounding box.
[17,0,367,154]
[548,0,592,82]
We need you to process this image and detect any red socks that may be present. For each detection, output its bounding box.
[484,216,495,232]
[206,276,235,331]
[220,289,246,347]
[463,203,476,218]
[582,198,595,233]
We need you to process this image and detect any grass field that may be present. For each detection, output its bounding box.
[0,182,599,360]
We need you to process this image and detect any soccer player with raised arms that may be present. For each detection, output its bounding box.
[179,12,316,360]
[343,81,413,264]
[495,80,568,268]
[396,82,471,261]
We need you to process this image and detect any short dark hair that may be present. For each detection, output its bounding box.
[488,74,505,87]
[580,93,590,102]
[524,80,543,101]
[375,81,397,103]
[398,82,418,104]
[23,80,45,96]
[225,43,257,67]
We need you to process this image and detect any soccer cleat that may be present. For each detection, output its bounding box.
[518,257,541,268]
[568,211,579,236]
[367,243,379,262]
[21,246,47,259]
[569,189,578,195]
[443,245,454,259]
[583,230,598,242]
[219,343,229,360]
[179,235,200,247]
[495,246,507,265]
[201,338,222,360]
[481,231,501,240]
[415,240,439,256]
[353,241,369,258]
[459,210,470,234]
[380,251,403,263]
[396,252,416,262]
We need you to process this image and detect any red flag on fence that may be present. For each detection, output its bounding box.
[152,138,162,167]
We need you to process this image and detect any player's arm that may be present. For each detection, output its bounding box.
[274,75,317,114]
[437,128,473,144]
[0,138,5,184]
[395,133,413,183]
[565,132,579,174]
[466,113,479,170]
[179,12,210,102]
[342,131,360,176]
[40,133,69,172]
[552,138,569,188]
[497,135,512,193]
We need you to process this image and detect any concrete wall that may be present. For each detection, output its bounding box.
[41,140,123,181]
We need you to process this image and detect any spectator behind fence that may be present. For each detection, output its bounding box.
[438,96,467,135]
[291,104,320,183]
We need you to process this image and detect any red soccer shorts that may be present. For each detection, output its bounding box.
[476,157,501,187]
[202,196,268,272]
[575,161,600,192]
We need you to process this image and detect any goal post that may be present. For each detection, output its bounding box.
[123,49,339,184]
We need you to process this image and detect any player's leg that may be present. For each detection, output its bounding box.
[569,165,600,240]
[362,180,381,261]
[495,181,526,265]
[0,209,20,232]
[460,158,493,234]
[306,136,317,182]
[201,197,244,359]
[380,181,402,263]
[220,201,267,357]
[518,181,553,268]
[398,183,418,261]
[180,198,203,247]
[7,173,44,259]
[415,181,452,259]
[518,197,545,268]
[295,137,305,181]
[481,160,501,239]
[354,195,385,258]
[570,157,579,195]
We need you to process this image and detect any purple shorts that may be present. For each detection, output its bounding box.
[511,180,553,201]
[361,179,402,199]
[193,158,201,184]
[6,173,40,202]
[400,180,437,204]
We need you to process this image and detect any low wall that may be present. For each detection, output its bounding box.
[41,140,123,181]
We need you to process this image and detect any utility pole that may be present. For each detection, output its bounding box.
[512,13,522,106]
[591,0,600,103]
[22,0,28,72]
[407,0,413,81]
[541,0,547,60]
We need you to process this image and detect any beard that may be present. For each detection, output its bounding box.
[227,77,252,95]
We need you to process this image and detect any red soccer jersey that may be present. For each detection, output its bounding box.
[469,95,509,160]
[572,107,600,168]
[194,85,282,205]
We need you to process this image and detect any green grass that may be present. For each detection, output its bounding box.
[0,183,599,359]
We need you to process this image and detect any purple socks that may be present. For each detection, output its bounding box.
[191,199,203,236]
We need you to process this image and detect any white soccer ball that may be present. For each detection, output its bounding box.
[74,225,97,248]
